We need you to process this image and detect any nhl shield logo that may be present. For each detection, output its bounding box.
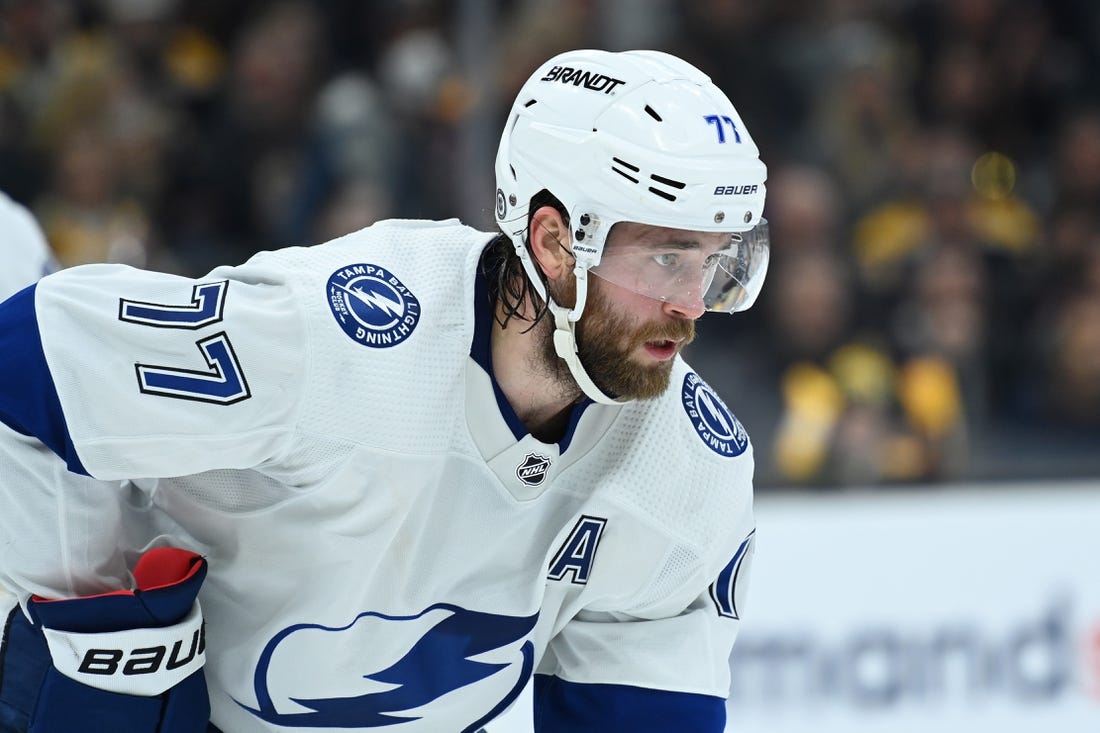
[516,452,551,486]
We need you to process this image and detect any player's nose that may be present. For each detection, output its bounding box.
[662,295,706,320]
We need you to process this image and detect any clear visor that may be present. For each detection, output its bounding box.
[589,218,769,314]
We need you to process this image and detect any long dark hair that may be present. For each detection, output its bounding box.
[480,189,570,331]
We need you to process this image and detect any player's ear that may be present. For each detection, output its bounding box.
[528,206,573,279]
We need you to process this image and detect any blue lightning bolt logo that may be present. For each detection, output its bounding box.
[335,281,405,321]
[238,605,538,730]
[698,390,733,436]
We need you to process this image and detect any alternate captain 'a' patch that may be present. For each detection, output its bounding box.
[327,263,421,349]
[681,372,749,457]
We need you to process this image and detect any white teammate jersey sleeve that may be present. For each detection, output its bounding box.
[0,191,55,301]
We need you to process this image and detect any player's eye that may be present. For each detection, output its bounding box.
[653,252,680,267]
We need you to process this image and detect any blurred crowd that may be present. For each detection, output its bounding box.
[1,0,1098,488]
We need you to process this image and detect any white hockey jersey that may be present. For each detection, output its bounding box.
[0,219,755,732]
[0,191,55,302]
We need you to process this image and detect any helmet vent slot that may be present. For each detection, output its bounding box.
[612,157,640,172]
[650,173,685,189]
[648,187,677,202]
[644,105,663,122]
[523,99,538,108]
[611,156,641,184]
[612,166,640,184]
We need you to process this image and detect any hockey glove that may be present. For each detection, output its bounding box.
[0,547,209,733]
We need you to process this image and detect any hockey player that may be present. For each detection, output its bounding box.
[0,191,56,302]
[0,49,767,732]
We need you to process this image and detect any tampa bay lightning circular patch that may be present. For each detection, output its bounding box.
[681,372,749,457]
[326,263,421,348]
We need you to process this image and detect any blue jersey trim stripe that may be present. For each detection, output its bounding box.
[470,259,528,441]
[0,284,88,475]
[533,675,725,732]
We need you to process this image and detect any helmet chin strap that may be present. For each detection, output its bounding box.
[512,237,627,406]
[549,274,627,406]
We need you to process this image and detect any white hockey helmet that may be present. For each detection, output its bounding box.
[493,49,768,404]
[494,49,769,318]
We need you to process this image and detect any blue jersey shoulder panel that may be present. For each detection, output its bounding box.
[0,284,87,475]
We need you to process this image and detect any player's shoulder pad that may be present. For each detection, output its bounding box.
[245,218,488,295]
[363,217,464,229]
[597,361,754,550]
[238,219,492,450]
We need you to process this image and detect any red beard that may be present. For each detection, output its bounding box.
[545,274,695,401]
